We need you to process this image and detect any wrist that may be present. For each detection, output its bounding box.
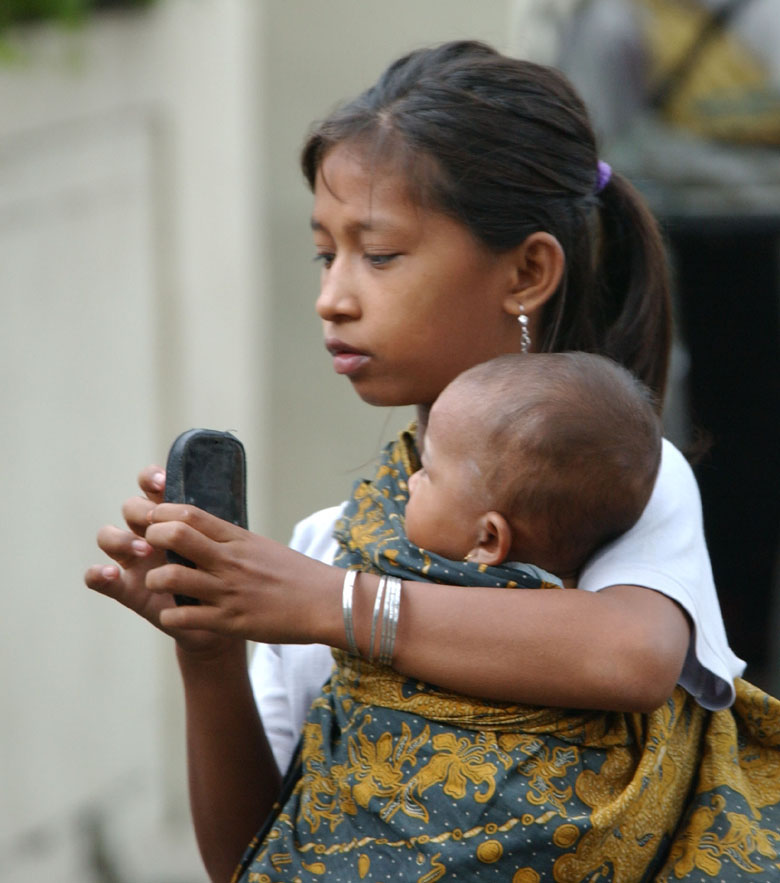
[175,637,248,676]
[302,561,350,647]
[339,570,402,663]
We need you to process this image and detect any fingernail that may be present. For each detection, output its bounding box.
[101,566,118,580]
[152,471,165,490]
[132,539,150,555]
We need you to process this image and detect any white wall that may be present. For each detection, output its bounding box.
[261,0,518,541]
[0,2,264,880]
[0,2,517,880]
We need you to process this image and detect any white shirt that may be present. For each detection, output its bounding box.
[250,439,745,773]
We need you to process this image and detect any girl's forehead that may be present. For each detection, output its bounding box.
[316,144,415,207]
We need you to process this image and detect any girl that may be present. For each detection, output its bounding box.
[86,42,772,883]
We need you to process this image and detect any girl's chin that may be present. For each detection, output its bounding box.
[351,380,418,409]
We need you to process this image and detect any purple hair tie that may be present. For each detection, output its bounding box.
[596,160,612,194]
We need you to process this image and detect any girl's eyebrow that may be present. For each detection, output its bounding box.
[310,216,401,234]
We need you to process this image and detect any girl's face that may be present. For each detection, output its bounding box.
[312,144,525,408]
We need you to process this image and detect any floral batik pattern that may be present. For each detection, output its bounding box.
[234,429,780,882]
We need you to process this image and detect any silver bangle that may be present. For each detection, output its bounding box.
[378,576,402,666]
[341,570,359,656]
[369,576,387,662]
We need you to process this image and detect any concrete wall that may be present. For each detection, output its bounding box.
[0,2,264,880]
[0,2,517,880]
[261,0,519,541]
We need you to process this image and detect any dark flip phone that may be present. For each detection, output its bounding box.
[163,428,248,606]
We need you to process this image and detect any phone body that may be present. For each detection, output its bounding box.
[163,428,248,605]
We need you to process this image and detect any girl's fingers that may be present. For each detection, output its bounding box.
[97,524,155,567]
[145,561,218,603]
[144,516,232,573]
[148,504,240,543]
[138,465,166,504]
[122,496,157,537]
[84,563,122,595]
[159,602,225,632]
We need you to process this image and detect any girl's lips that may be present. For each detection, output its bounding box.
[333,352,371,375]
[325,340,371,376]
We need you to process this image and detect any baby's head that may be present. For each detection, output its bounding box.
[405,353,661,578]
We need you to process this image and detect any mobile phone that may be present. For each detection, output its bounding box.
[163,429,248,605]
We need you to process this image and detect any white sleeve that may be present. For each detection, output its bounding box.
[579,439,745,709]
[249,504,346,773]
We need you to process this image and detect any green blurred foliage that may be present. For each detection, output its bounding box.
[1,0,156,31]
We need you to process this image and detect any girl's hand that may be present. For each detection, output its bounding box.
[142,503,341,645]
[84,467,238,658]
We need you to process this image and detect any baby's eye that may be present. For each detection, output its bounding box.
[313,252,335,269]
[365,253,398,267]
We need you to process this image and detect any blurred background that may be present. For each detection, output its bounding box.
[1,1,777,880]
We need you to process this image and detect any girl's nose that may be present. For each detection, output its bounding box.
[315,262,361,322]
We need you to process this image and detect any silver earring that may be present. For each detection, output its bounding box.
[517,305,531,354]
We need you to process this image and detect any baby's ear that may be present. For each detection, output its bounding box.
[467,512,512,567]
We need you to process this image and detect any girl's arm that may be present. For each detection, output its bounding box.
[85,472,281,883]
[176,641,281,883]
[147,505,689,713]
[390,580,689,712]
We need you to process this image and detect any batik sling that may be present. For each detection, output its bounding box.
[234,430,780,883]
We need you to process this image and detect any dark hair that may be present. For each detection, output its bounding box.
[454,352,662,574]
[302,40,672,403]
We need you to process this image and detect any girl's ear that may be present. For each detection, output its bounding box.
[467,512,513,567]
[502,231,565,319]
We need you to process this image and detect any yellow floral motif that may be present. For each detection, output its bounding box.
[297,723,342,835]
[664,795,780,878]
[233,427,780,883]
[341,718,431,822]
[414,731,510,803]
[505,737,580,815]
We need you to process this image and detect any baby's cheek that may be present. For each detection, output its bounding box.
[403,499,422,547]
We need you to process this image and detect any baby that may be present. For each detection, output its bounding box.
[405,352,662,585]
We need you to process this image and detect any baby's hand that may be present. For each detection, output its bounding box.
[84,467,237,657]
[143,504,339,646]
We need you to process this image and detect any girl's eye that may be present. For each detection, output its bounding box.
[365,253,398,267]
[313,252,335,269]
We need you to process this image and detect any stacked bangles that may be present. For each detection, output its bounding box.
[341,570,402,664]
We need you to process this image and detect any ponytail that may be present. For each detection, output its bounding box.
[599,175,672,405]
[541,172,672,407]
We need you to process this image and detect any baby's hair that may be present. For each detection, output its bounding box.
[301,40,672,403]
[453,353,661,574]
